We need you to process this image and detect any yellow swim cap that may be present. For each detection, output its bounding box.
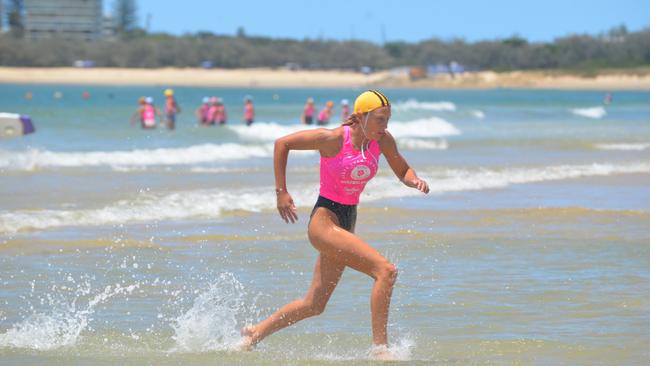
[164,89,174,97]
[353,90,390,114]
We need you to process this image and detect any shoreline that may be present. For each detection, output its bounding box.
[1,67,650,90]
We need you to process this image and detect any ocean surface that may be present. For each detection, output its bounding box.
[1,85,649,365]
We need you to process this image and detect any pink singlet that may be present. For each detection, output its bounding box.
[207,105,218,122]
[142,105,156,127]
[244,103,254,120]
[319,125,381,205]
[304,104,314,117]
[200,104,210,121]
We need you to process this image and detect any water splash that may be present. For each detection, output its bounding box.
[313,335,415,361]
[0,282,139,350]
[170,272,249,352]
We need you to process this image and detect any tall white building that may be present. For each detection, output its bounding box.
[24,0,103,41]
[0,1,4,32]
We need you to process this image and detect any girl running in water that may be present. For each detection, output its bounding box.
[240,90,430,360]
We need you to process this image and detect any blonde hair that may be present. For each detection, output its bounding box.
[341,112,363,126]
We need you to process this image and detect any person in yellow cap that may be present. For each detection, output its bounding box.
[239,90,430,360]
[163,88,181,130]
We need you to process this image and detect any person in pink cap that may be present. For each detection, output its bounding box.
[340,99,350,121]
[205,96,219,126]
[216,97,227,125]
[243,96,255,126]
[302,97,315,125]
[195,97,211,126]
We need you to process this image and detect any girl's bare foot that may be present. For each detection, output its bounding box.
[369,345,398,361]
[237,325,259,351]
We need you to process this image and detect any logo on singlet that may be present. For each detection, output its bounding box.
[351,165,371,180]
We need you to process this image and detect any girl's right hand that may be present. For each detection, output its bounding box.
[277,191,298,223]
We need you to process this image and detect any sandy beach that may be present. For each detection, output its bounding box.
[1,67,650,90]
[0,67,386,88]
[383,69,650,90]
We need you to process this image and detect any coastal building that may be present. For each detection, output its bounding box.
[24,0,104,41]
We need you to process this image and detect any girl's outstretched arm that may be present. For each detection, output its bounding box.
[379,131,430,194]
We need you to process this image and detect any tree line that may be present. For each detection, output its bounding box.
[1,0,648,71]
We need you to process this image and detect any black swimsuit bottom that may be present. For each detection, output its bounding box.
[310,195,357,232]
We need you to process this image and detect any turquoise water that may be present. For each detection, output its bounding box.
[1,85,649,364]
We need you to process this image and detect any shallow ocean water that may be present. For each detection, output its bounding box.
[1,85,649,364]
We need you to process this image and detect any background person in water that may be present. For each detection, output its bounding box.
[317,100,335,125]
[240,90,430,360]
[302,97,315,125]
[196,96,210,126]
[163,89,181,130]
[243,96,255,126]
[130,96,162,129]
[129,96,146,127]
[341,99,350,121]
[216,97,227,125]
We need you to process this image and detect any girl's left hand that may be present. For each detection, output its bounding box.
[410,178,429,194]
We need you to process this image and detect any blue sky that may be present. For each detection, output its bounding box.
[107,0,649,43]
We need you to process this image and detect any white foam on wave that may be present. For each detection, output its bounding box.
[595,143,650,151]
[229,118,461,142]
[392,99,457,112]
[0,186,296,234]
[471,110,485,119]
[171,272,247,352]
[398,138,448,150]
[114,166,262,173]
[571,106,606,119]
[365,162,650,201]
[228,122,320,142]
[0,119,458,172]
[2,162,649,234]
[189,166,257,173]
[0,282,139,350]
[387,117,460,138]
[0,143,275,171]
